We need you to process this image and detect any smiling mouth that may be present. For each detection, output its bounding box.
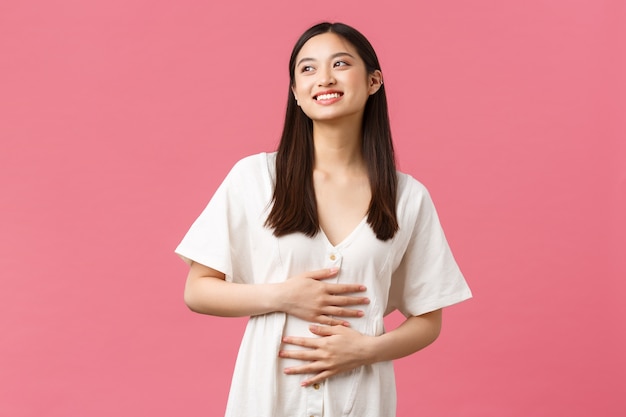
[314,92,343,100]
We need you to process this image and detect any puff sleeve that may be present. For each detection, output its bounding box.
[386,177,472,317]
[175,160,250,283]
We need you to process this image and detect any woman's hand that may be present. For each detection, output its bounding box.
[184,263,368,322]
[279,324,374,386]
[278,268,370,326]
[278,311,443,386]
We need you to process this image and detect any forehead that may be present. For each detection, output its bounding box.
[296,32,360,61]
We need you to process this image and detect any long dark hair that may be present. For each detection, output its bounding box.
[265,22,399,241]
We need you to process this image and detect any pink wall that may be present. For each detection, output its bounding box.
[1,1,624,416]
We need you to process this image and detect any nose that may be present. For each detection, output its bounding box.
[317,66,335,86]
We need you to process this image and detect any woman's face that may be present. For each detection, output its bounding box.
[292,32,382,125]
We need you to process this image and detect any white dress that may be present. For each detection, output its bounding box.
[175,152,472,417]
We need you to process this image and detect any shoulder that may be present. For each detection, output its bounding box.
[220,152,276,203]
[230,152,275,173]
[226,152,276,182]
[395,171,441,226]
[397,171,431,202]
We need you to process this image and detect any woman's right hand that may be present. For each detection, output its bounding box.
[184,262,367,323]
[278,268,369,326]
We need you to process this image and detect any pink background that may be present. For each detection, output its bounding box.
[1,1,625,416]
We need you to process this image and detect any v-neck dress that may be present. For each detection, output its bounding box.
[175,152,472,417]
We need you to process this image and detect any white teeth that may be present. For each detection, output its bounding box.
[316,93,341,100]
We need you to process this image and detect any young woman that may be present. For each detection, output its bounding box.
[176,22,471,417]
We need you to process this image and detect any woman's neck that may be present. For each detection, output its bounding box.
[312,121,365,173]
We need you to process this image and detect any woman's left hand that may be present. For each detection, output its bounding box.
[279,324,375,386]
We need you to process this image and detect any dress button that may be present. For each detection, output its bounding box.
[330,254,336,261]
[313,383,320,390]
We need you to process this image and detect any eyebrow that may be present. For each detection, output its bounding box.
[296,52,356,68]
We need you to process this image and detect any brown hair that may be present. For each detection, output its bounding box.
[265,22,399,241]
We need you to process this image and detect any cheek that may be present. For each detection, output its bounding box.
[292,81,309,99]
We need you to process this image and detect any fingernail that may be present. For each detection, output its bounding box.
[329,267,339,273]
[343,321,351,327]
[357,311,364,317]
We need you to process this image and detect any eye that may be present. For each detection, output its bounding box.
[300,65,315,73]
[333,60,349,68]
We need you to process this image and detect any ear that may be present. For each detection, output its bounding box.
[291,85,300,106]
[368,70,383,95]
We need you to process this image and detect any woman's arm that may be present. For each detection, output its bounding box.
[183,261,371,326]
[279,309,442,386]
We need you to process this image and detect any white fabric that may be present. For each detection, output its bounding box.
[175,152,472,417]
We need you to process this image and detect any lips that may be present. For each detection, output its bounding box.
[314,91,343,100]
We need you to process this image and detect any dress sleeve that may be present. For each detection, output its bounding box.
[174,163,246,283]
[386,184,472,317]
